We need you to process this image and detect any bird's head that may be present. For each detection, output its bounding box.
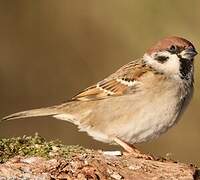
[143,36,198,80]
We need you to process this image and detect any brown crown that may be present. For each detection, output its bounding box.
[146,36,195,55]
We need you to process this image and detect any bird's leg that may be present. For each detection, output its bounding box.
[114,137,154,160]
[114,137,138,153]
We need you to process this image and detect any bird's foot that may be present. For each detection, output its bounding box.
[123,151,154,160]
[114,137,154,160]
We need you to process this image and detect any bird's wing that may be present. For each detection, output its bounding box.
[1,59,152,121]
[72,59,151,101]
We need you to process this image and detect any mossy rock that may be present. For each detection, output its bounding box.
[0,134,88,163]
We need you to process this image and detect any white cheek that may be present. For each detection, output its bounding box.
[143,52,180,77]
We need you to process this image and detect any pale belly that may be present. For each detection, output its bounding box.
[77,89,188,144]
[116,98,180,144]
[55,84,191,145]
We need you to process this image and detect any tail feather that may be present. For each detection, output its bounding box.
[2,106,59,121]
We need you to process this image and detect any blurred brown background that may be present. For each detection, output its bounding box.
[0,1,199,165]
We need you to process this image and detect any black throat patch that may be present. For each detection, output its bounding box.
[179,58,193,80]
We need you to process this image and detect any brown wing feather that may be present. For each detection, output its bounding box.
[72,85,108,101]
[72,59,152,101]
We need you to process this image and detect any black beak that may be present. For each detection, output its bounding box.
[184,49,198,58]
[182,48,198,59]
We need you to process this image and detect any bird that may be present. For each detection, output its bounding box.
[2,36,198,157]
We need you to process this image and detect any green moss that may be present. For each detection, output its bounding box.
[0,134,88,163]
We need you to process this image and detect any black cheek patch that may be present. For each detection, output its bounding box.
[179,58,192,80]
[155,56,169,63]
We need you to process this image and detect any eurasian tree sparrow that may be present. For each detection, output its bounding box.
[2,36,198,156]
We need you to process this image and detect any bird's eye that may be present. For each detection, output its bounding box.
[169,45,178,53]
